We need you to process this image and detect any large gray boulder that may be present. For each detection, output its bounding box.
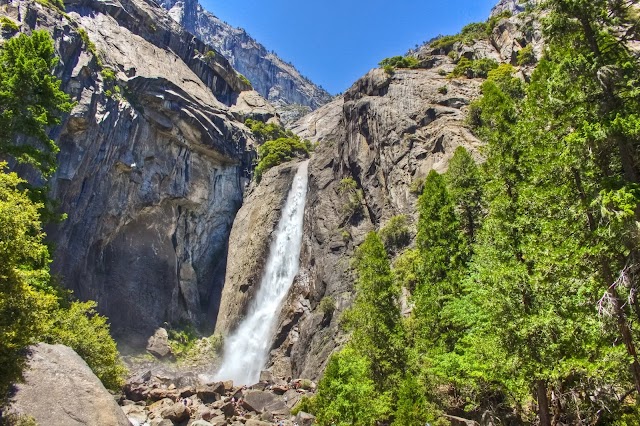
[7,343,130,426]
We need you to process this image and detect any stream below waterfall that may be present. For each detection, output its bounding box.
[214,160,309,385]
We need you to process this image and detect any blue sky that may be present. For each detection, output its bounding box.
[201,0,498,95]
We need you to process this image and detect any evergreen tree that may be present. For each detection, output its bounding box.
[345,232,405,390]
[0,30,74,177]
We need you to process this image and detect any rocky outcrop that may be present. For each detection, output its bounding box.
[215,161,303,336]
[6,343,130,426]
[158,0,332,122]
[0,0,276,348]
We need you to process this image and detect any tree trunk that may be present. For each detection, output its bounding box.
[537,380,552,426]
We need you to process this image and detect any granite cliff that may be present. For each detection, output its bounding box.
[158,0,333,123]
[0,0,277,349]
[216,6,543,380]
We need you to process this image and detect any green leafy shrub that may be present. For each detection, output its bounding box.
[100,68,116,82]
[338,177,363,219]
[245,118,294,143]
[3,414,38,426]
[77,28,97,56]
[319,296,336,316]
[517,44,536,66]
[379,215,411,252]
[254,137,310,182]
[448,57,498,79]
[41,300,127,391]
[438,85,448,94]
[378,56,420,71]
[205,50,216,60]
[410,177,425,195]
[1,17,19,32]
[430,11,511,53]
[167,324,199,358]
[238,73,252,88]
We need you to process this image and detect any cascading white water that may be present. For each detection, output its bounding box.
[214,160,309,385]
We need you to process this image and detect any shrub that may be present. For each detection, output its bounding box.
[338,177,363,219]
[41,300,127,391]
[379,215,411,252]
[517,44,536,66]
[1,17,19,32]
[167,324,199,358]
[205,50,216,60]
[410,177,425,195]
[448,57,499,79]
[238,73,252,88]
[101,68,116,82]
[319,296,336,316]
[393,248,421,291]
[438,85,448,95]
[379,56,420,71]
[254,137,310,182]
[245,118,295,143]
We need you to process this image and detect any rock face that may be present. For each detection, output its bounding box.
[215,161,303,336]
[0,0,276,348]
[158,0,332,122]
[258,9,543,379]
[7,343,130,426]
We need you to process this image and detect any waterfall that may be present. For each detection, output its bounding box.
[214,160,309,385]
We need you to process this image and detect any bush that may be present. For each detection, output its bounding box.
[100,68,116,82]
[254,137,310,182]
[438,85,448,95]
[41,300,127,391]
[448,57,499,79]
[238,73,252,88]
[379,215,411,252]
[205,50,216,60]
[1,17,19,33]
[319,296,336,316]
[379,56,420,71]
[517,44,536,66]
[245,118,294,143]
[338,177,363,219]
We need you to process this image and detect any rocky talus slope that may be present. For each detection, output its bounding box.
[217,9,543,380]
[0,0,276,349]
[158,0,332,123]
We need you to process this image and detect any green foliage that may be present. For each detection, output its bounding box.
[378,56,420,71]
[0,167,125,396]
[437,85,448,94]
[100,68,116,82]
[516,44,536,66]
[254,137,310,182]
[246,119,311,181]
[379,215,410,252]
[310,346,391,426]
[319,296,336,316]
[167,324,198,358]
[245,118,294,143]
[76,28,97,57]
[0,166,57,398]
[345,232,405,389]
[34,0,65,11]
[41,300,127,391]
[204,50,216,60]
[445,146,483,245]
[0,31,74,177]
[337,177,363,219]
[1,17,19,33]
[3,414,38,426]
[238,73,252,88]
[448,57,498,79]
[430,11,511,53]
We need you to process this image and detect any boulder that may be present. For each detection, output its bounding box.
[241,390,290,415]
[122,404,148,425]
[259,370,274,383]
[196,383,223,403]
[191,420,214,426]
[295,411,317,426]
[7,343,130,426]
[245,420,272,426]
[147,328,173,359]
[161,402,190,422]
[149,387,180,401]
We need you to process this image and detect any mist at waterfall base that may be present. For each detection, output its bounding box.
[214,161,309,385]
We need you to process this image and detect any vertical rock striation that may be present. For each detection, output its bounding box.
[0,0,276,348]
